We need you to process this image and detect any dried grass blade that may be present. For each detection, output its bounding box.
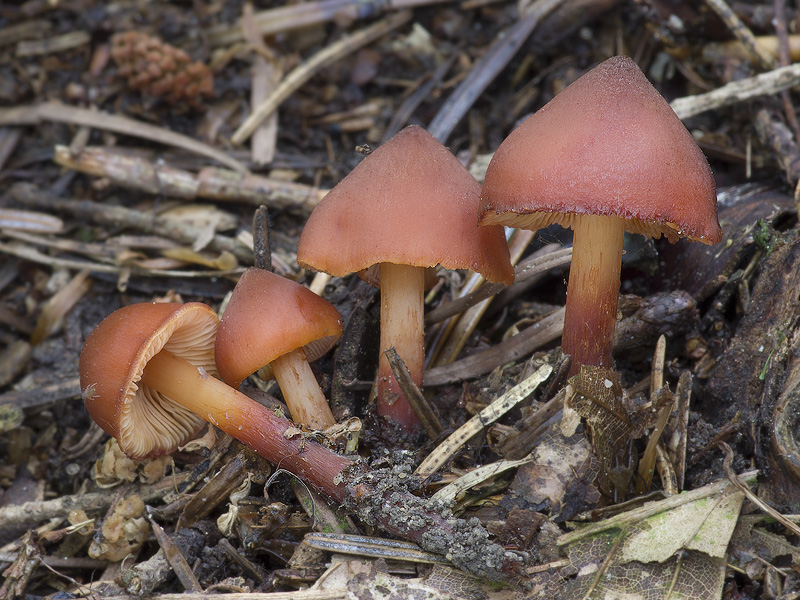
[416,364,552,476]
[0,208,63,233]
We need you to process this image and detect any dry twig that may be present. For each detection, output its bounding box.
[670,62,800,120]
[424,308,564,385]
[427,0,564,142]
[232,11,413,145]
[54,146,327,213]
[0,102,245,172]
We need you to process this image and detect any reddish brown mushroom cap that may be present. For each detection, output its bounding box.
[215,268,343,389]
[79,302,219,459]
[297,125,514,285]
[480,56,721,245]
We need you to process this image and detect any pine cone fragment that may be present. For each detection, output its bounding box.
[111,31,213,109]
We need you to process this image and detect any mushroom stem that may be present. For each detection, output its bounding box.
[562,214,625,376]
[377,262,424,431]
[270,348,335,430]
[140,349,352,501]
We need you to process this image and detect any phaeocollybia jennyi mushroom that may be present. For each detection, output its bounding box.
[297,125,514,433]
[214,267,342,431]
[79,301,353,499]
[480,56,721,375]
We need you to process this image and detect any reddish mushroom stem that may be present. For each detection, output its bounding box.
[562,214,625,376]
[376,262,424,430]
[270,348,335,430]
[143,350,523,582]
[140,349,352,502]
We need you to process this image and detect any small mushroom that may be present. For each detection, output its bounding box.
[297,125,514,432]
[214,268,342,430]
[79,301,352,499]
[480,56,721,374]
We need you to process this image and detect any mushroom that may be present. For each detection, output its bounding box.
[297,125,514,432]
[79,301,353,499]
[480,56,721,374]
[214,267,342,430]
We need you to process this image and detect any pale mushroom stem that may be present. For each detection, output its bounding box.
[562,214,625,376]
[140,349,352,501]
[376,262,424,431]
[271,347,335,430]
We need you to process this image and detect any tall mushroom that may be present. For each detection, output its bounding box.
[79,301,353,499]
[480,56,721,374]
[215,268,342,430]
[298,125,514,432]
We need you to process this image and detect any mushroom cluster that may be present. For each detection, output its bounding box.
[79,125,514,488]
[80,301,353,499]
[80,56,721,498]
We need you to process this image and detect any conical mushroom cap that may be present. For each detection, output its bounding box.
[481,56,721,245]
[79,302,218,459]
[215,268,342,389]
[298,125,515,285]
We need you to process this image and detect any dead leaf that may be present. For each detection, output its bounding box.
[554,473,753,599]
[567,366,665,497]
[510,431,600,520]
